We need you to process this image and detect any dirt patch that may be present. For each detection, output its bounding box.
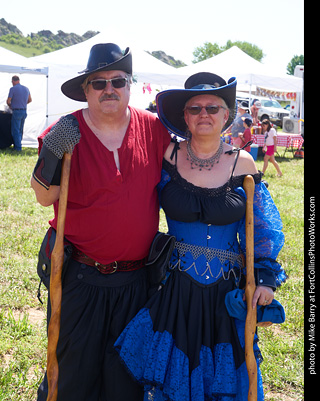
[16,308,45,326]
[24,308,46,325]
[264,387,303,401]
[2,307,46,326]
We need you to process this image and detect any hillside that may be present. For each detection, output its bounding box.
[0,18,185,67]
[0,18,99,57]
[147,50,186,68]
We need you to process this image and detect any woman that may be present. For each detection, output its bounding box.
[115,73,287,400]
[261,119,283,177]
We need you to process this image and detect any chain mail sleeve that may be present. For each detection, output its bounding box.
[32,114,81,190]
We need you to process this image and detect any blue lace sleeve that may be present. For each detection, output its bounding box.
[237,182,287,288]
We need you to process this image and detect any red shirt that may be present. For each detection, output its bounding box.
[242,128,252,152]
[38,107,171,264]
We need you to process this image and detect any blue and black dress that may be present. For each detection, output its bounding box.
[115,147,286,401]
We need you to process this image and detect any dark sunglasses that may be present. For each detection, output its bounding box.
[88,77,128,90]
[185,105,227,115]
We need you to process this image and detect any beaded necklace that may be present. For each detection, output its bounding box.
[186,139,224,171]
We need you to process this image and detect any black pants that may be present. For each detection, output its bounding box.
[37,259,148,401]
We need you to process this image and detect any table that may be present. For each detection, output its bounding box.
[252,133,304,156]
[0,112,13,149]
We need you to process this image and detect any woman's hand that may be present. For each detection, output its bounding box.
[243,285,274,308]
[253,285,274,308]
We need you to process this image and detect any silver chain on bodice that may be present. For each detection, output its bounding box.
[169,241,244,281]
[174,241,243,266]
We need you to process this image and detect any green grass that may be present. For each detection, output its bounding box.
[0,147,304,400]
[254,154,304,401]
[0,148,51,400]
[0,42,45,58]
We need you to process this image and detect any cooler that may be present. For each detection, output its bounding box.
[250,144,259,161]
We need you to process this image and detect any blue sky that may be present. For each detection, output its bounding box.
[1,0,304,75]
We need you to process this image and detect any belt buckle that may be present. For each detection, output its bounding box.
[95,260,118,274]
[110,261,118,274]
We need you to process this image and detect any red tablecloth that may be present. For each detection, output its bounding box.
[252,133,304,149]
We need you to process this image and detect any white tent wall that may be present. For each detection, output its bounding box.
[44,63,87,127]
[0,47,48,148]
[0,71,48,148]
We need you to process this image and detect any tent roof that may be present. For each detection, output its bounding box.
[178,46,303,92]
[179,46,268,77]
[0,46,48,75]
[31,33,186,85]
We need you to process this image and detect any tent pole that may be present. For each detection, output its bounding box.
[46,70,49,128]
[249,74,252,107]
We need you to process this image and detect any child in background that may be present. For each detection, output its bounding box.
[261,119,283,177]
[239,117,252,152]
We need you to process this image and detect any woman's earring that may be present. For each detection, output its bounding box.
[185,129,192,139]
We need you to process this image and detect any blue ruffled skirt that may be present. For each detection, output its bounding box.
[115,270,264,401]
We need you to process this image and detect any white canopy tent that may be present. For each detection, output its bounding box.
[178,46,303,94]
[31,33,187,128]
[0,46,48,147]
[0,42,304,148]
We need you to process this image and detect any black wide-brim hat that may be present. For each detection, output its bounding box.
[156,72,237,138]
[61,43,132,102]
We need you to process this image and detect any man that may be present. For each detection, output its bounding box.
[250,100,261,126]
[230,100,252,147]
[7,75,32,151]
[31,43,171,401]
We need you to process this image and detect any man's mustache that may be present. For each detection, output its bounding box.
[99,94,120,102]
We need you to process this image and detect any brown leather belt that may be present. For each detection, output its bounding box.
[72,248,147,274]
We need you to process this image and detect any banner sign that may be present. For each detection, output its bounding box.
[256,86,296,101]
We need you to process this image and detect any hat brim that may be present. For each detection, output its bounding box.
[156,78,237,139]
[61,49,132,102]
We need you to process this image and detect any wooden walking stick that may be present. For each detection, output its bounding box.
[46,152,72,401]
[44,115,81,401]
[243,175,257,401]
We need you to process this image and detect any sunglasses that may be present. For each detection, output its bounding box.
[185,105,227,115]
[88,77,128,90]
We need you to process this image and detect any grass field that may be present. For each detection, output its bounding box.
[0,147,304,400]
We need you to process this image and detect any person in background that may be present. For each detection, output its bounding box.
[31,43,171,401]
[251,100,261,126]
[6,75,32,151]
[115,72,287,401]
[239,117,252,152]
[230,100,251,147]
[261,119,283,177]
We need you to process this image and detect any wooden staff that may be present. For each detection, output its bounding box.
[46,153,72,401]
[243,175,257,401]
